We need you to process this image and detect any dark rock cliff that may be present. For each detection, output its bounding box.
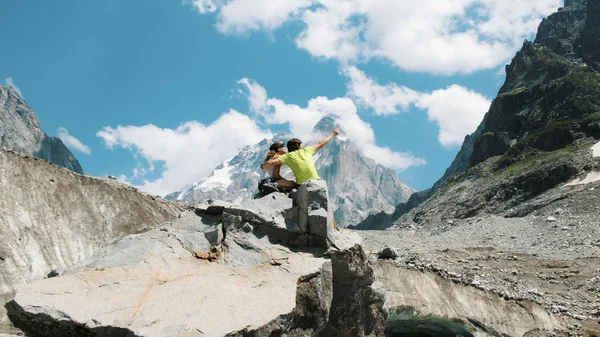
[357,0,600,229]
[0,85,83,174]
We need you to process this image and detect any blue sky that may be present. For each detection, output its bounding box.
[1,0,562,196]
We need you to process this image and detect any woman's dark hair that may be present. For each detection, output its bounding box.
[264,142,284,162]
[287,138,302,152]
[269,142,284,152]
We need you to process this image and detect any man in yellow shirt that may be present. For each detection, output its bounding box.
[261,129,339,184]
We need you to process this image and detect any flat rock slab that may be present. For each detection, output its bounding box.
[9,250,326,337]
[7,211,328,337]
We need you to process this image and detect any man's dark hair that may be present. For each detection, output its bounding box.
[287,138,302,152]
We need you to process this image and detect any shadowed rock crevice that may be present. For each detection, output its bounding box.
[5,300,137,337]
[385,308,475,337]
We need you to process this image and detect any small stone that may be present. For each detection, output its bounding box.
[554,208,564,215]
[528,288,544,297]
[546,216,557,222]
[377,246,398,260]
[447,219,454,225]
[554,305,568,312]
[511,270,518,275]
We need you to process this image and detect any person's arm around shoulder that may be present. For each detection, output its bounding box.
[261,153,286,169]
[313,129,339,151]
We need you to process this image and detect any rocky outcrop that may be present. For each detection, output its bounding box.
[317,246,387,337]
[0,86,83,174]
[469,0,600,167]
[168,116,415,227]
[6,181,377,337]
[0,147,183,334]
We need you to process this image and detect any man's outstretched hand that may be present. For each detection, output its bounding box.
[315,129,340,151]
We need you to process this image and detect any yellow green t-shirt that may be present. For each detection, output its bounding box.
[278,146,320,184]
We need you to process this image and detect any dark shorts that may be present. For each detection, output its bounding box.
[257,178,279,196]
[259,178,278,185]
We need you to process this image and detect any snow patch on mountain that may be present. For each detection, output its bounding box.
[197,158,235,192]
[592,140,600,157]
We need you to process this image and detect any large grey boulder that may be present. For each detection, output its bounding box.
[318,245,387,337]
[216,183,338,249]
[226,245,385,337]
[6,202,377,337]
[227,192,299,232]
[297,180,333,236]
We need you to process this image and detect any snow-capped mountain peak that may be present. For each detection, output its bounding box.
[166,118,414,227]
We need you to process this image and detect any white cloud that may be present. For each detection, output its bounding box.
[189,0,561,74]
[343,66,420,115]
[97,110,271,196]
[239,78,425,171]
[296,2,365,62]
[187,0,219,13]
[4,77,23,98]
[239,78,325,140]
[343,66,491,148]
[216,0,313,34]
[57,127,92,155]
[237,78,268,113]
[416,85,491,147]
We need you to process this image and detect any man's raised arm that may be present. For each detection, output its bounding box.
[313,129,339,151]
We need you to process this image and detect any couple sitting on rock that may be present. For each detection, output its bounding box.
[258,129,339,195]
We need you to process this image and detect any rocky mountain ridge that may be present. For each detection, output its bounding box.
[358,0,600,229]
[0,86,83,174]
[167,116,415,228]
